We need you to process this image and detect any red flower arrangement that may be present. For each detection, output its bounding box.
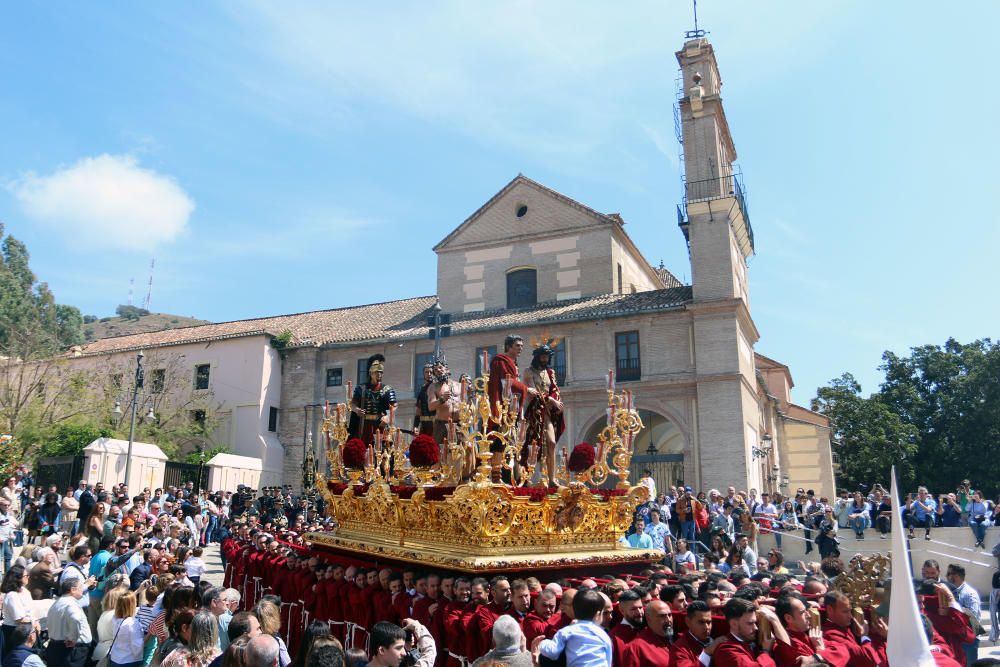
[342,438,368,470]
[568,442,597,473]
[408,434,440,467]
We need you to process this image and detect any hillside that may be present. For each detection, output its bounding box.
[83,312,211,342]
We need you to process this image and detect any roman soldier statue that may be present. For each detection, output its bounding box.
[413,362,435,437]
[523,344,565,485]
[348,353,398,445]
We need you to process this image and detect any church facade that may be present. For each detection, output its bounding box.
[276,37,835,498]
[52,36,834,499]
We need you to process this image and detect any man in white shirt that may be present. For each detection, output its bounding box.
[59,545,97,610]
[46,578,92,667]
[0,497,19,571]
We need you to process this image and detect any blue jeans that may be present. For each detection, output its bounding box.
[970,521,987,544]
[0,540,11,572]
[681,520,696,544]
[851,516,871,535]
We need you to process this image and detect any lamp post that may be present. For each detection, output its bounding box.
[117,351,147,489]
[198,449,206,494]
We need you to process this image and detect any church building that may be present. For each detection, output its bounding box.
[276,37,836,498]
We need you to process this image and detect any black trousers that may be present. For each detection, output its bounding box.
[44,640,90,667]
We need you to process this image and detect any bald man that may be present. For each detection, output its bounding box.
[621,600,672,667]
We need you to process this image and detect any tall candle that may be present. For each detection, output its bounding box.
[626,390,632,412]
[346,380,353,405]
[482,349,489,374]
[395,429,401,447]
[389,404,396,426]
[608,369,615,392]
[447,419,455,443]
[375,430,382,450]
[460,377,467,402]
[511,396,520,417]
[324,401,329,418]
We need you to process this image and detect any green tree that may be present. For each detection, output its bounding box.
[812,373,918,491]
[814,338,1000,496]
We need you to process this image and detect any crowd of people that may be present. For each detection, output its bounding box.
[0,465,993,667]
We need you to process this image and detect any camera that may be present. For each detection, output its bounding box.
[973,515,987,524]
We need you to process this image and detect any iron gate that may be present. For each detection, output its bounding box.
[163,461,207,493]
[35,456,86,493]
[630,453,684,496]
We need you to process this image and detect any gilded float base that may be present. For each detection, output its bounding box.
[305,529,665,575]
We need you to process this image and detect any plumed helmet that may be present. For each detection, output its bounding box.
[366,353,386,373]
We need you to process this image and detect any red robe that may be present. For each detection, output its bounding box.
[487,353,529,450]
[470,601,512,659]
[925,600,975,665]
[671,631,712,667]
[372,585,394,625]
[820,621,881,667]
[620,627,672,667]
[772,629,822,667]
[412,595,436,627]
[713,636,777,667]
[445,601,477,665]
[609,622,640,667]
[391,591,413,624]
[522,611,552,646]
[546,612,570,639]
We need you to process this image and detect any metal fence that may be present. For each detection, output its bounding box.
[163,461,207,493]
[35,456,86,493]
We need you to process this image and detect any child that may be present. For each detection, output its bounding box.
[184,546,205,585]
[136,583,159,632]
[532,588,612,667]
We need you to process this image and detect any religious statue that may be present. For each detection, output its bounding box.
[487,335,536,480]
[427,357,468,478]
[522,344,565,485]
[348,353,397,445]
[413,362,435,437]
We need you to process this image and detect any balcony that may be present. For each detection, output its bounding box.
[616,358,641,382]
[680,165,755,256]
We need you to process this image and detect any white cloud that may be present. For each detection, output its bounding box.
[11,154,194,251]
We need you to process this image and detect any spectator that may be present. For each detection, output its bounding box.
[44,578,90,667]
[532,588,612,667]
[293,622,331,667]
[58,545,96,611]
[775,500,798,548]
[88,536,116,632]
[108,590,146,667]
[643,509,672,555]
[0,499,19,572]
[255,599,292,667]
[673,539,696,572]
[131,550,154,591]
[947,563,981,665]
[937,493,963,528]
[304,642,346,667]
[3,623,44,667]
[162,610,221,667]
[186,548,206,585]
[909,486,937,540]
[245,635,280,667]
[87,502,109,556]
[207,611,261,667]
[847,492,872,539]
[202,588,232,652]
[1,565,33,648]
[816,507,840,559]
[968,491,992,548]
[93,581,130,665]
[621,518,653,549]
[26,547,58,600]
[471,615,530,667]
[874,493,893,539]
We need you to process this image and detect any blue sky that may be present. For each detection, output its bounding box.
[2,2,998,405]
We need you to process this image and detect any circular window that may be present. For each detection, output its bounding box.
[516,204,528,218]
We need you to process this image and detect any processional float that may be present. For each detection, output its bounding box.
[305,364,664,575]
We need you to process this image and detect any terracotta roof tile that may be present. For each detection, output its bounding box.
[74,288,692,356]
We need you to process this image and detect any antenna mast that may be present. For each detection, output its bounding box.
[143,258,155,310]
[685,0,708,39]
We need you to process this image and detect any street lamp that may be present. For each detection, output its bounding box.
[122,351,146,489]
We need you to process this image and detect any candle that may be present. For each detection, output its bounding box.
[367,445,374,467]
[324,401,329,418]
[447,419,455,443]
[517,419,527,442]
[511,396,520,417]
[482,349,489,374]
[395,429,401,447]
[389,404,396,426]
[625,390,632,412]
[375,430,382,450]
[460,377,467,402]
[346,380,353,405]
[607,369,615,392]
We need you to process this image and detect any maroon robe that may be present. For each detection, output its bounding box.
[470,601,512,659]
[671,631,712,667]
[713,636,778,667]
[620,627,672,667]
[609,622,640,667]
[821,621,881,667]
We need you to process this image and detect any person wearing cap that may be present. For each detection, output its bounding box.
[348,353,398,446]
[522,344,565,485]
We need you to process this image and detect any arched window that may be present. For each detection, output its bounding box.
[506,268,537,309]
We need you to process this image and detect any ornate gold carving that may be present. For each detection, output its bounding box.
[831,553,891,609]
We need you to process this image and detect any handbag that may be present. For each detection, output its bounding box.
[96,618,124,667]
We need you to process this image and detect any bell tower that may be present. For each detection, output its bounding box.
[676,38,753,305]
[675,36,763,493]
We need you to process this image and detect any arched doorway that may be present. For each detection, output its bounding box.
[581,409,685,494]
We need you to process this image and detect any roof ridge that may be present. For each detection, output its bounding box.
[81,295,438,348]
